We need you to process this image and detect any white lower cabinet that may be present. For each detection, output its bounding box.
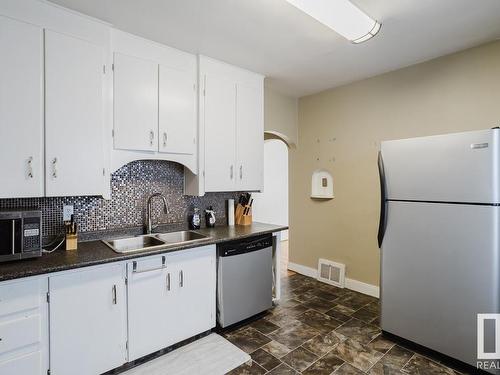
[0,245,216,374]
[168,246,216,341]
[127,245,216,361]
[49,264,127,375]
[127,255,177,360]
[0,278,48,375]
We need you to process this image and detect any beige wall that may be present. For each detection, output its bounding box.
[290,41,500,286]
[264,86,298,147]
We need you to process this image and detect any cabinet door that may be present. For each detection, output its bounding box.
[169,246,216,342]
[49,265,127,375]
[0,16,43,198]
[114,53,158,152]
[45,30,105,197]
[159,65,196,155]
[236,82,264,191]
[204,75,236,192]
[0,352,41,375]
[127,256,178,361]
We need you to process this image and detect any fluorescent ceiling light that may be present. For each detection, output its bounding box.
[285,0,381,44]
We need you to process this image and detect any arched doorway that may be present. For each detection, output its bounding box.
[252,137,289,274]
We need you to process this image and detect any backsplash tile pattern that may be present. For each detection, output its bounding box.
[0,160,240,237]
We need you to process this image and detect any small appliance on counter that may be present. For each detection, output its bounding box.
[188,207,201,230]
[0,209,42,262]
[205,206,216,228]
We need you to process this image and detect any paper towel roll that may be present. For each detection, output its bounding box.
[227,199,235,226]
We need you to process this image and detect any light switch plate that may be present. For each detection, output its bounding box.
[63,205,74,221]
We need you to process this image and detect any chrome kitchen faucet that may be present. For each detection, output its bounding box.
[146,193,169,234]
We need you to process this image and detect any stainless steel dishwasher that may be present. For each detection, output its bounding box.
[217,234,273,328]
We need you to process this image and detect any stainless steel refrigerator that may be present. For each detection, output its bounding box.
[378,128,500,373]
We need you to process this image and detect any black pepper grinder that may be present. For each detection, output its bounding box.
[205,206,216,228]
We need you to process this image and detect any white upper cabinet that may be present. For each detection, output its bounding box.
[198,56,264,193]
[236,82,264,191]
[204,75,237,192]
[110,29,198,173]
[45,30,105,197]
[159,64,196,155]
[113,53,158,152]
[0,16,44,198]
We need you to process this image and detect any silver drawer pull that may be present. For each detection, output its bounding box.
[230,165,234,179]
[163,132,168,147]
[166,273,171,291]
[239,165,243,180]
[27,156,33,178]
[52,157,57,178]
[179,270,184,288]
[150,130,155,146]
[112,285,117,305]
[132,256,166,274]
[11,220,15,254]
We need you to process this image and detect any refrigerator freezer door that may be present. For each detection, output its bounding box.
[381,129,500,204]
[381,201,500,372]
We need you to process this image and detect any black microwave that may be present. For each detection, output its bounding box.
[0,209,42,262]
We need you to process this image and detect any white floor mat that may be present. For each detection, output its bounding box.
[122,334,250,375]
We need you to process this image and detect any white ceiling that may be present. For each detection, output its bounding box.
[47,0,500,97]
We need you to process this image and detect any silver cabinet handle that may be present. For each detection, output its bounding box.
[52,158,57,178]
[112,285,117,305]
[179,270,184,288]
[163,132,168,147]
[230,165,234,179]
[27,156,33,178]
[132,256,166,274]
[166,273,171,291]
[149,130,155,146]
[239,165,243,180]
[11,220,15,254]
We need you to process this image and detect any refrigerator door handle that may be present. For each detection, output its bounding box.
[378,151,388,248]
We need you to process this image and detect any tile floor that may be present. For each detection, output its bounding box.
[224,272,467,375]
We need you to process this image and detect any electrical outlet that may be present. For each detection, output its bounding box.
[63,205,74,221]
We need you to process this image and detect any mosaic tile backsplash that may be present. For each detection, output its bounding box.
[0,160,241,238]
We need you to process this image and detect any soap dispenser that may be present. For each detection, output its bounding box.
[189,207,201,230]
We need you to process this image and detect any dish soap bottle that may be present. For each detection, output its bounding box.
[189,207,201,230]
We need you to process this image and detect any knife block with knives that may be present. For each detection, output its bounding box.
[235,193,253,225]
[65,214,78,251]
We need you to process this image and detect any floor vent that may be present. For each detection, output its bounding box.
[317,259,345,288]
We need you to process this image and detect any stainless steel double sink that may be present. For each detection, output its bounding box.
[102,230,210,254]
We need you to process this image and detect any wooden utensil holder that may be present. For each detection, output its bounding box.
[235,203,252,226]
[66,234,78,251]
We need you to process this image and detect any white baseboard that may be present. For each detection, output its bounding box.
[288,262,317,278]
[344,278,380,298]
[287,262,379,298]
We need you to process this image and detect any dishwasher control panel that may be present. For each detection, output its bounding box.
[217,234,273,257]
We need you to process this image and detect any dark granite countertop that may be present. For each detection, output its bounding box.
[0,222,287,282]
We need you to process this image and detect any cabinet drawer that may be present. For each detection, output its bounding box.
[0,279,41,318]
[0,351,41,375]
[0,315,40,354]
